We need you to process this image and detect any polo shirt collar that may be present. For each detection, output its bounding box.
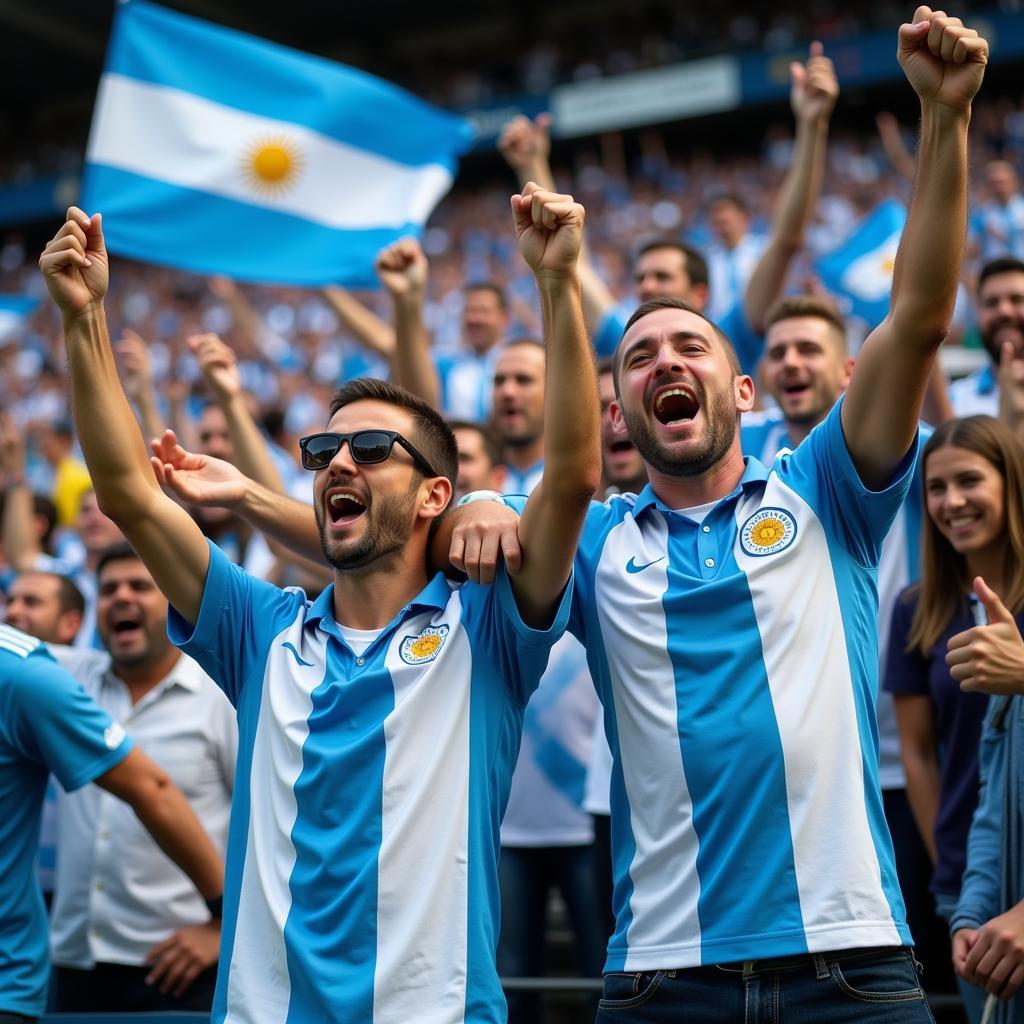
[306,571,454,640]
[632,457,772,518]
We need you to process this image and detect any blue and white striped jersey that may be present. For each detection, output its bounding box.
[741,405,929,791]
[168,542,570,1024]
[570,401,916,970]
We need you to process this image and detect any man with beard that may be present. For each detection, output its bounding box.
[491,340,546,494]
[4,571,84,647]
[45,543,235,1014]
[459,9,986,1019]
[39,180,600,1024]
[598,360,647,498]
[948,257,1024,420]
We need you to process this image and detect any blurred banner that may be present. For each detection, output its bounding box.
[0,295,39,346]
[82,0,474,286]
[816,199,907,328]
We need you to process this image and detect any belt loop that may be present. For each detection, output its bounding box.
[813,954,829,980]
[742,959,756,977]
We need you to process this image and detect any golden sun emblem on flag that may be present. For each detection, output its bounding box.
[241,135,304,197]
[399,624,450,665]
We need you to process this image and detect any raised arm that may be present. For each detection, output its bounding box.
[375,238,441,409]
[842,8,988,489]
[189,332,286,493]
[510,184,601,625]
[744,42,839,334]
[39,208,210,624]
[321,285,396,361]
[115,328,165,443]
[0,414,41,573]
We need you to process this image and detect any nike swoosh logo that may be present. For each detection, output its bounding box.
[281,642,314,667]
[626,555,666,574]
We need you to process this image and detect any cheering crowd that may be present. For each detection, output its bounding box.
[4,7,1024,1024]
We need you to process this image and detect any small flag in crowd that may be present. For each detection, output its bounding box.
[816,198,907,327]
[83,0,474,286]
[0,295,38,346]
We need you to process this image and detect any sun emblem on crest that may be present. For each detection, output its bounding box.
[740,507,797,557]
[400,624,450,665]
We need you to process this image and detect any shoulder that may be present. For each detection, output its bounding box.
[0,624,47,662]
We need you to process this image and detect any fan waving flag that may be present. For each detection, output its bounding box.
[83,0,474,286]
[815,198,907,328]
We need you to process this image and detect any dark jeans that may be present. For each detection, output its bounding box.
[54,961,217,1013]
[0,1014,37,1024]
[499,844,607,1024]
[596,947,935,1023]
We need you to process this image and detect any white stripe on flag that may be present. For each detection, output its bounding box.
[87,74,453,230]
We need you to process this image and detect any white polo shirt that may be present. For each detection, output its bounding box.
[48,647,236,968]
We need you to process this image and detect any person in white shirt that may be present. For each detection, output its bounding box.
[48,542,236,1014]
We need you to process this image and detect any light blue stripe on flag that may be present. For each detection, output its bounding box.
[816,198,907,329]
[83,0,474,286]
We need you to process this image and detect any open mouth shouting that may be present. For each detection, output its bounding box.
[652,384,700,428]
[325,487,368,530]
[108,609,145,645]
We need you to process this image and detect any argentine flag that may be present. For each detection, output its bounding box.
[0,296,38,346]
[83,1,473,286]
[816,198,907,328]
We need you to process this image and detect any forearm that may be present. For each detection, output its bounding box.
[888,104,969,346]
[323,286,396,358]
[391,292,441,409]
[3,482,41,570]
[221,394,286,494]
[745,116,828,331]
[536,271,601,497]
[132,778,224,901]
[236,480,322,563]
[132,387,165,448]
[901,754,941,863]
[64,306,162,516]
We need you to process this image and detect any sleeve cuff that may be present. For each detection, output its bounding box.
[494,561,573,645]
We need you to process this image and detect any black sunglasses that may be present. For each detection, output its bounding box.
[298,429,440,478]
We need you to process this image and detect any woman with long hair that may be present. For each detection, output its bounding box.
[885,415,1024,1022]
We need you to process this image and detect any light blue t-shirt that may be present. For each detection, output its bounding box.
[593,300,764,374]
[0,624,132,1017]
[168,541,571,1024]
[570,400,917,970]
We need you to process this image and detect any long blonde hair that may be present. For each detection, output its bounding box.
[908,416,1024,653]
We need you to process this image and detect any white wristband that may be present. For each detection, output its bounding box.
[456,489,506,507]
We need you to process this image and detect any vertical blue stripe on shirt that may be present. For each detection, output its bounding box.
[663,518,806,958]
[283,639,393,1020]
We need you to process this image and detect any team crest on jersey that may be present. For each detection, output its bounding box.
[740,507,797,556]
[104,723,126,750]
[400,624,450,665]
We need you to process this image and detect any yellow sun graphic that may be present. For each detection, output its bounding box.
[241,136,304,197]
[409,634,442,659]
[750,517,786,548]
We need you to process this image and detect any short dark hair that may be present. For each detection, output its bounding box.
[95,540,143,581]
[765,295,848,353]
[634,239,709,289]
[328,378,458,490]
[448,419,503,469]
[32,494,58,551]
[11,570,85,618]
[465,282,508,313]
[612,297,741,394]
[979,257,1024,291]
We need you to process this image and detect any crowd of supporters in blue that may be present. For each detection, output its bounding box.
[4,9,1024,1024]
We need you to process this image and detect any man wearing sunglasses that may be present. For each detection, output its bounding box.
[39,181,600,1024]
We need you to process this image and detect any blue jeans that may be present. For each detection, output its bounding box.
[596,947,935,1023]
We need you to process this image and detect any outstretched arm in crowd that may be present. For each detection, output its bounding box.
[39,208,211,626]
[743,42,839,334]
[0,414,42,573]
[149,431,331,585]
[375,238,441,409]
[842,7,987,489]
[115,328,167,444]
[321,284,396,362]
[189,331,286,493]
